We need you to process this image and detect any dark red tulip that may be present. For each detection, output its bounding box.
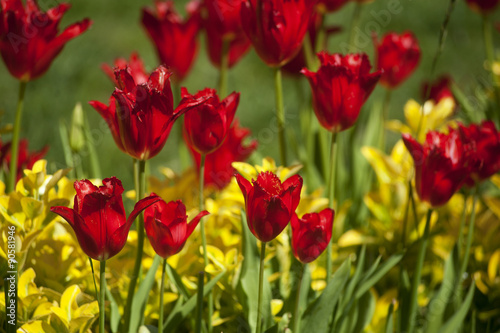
[421,75,455,104]
[142,0,202,82]
[240,0,316,67]
[301,52,381,133]
[204,0,251,68]
[144,199,209,258]
[374,31,421,89]
[291,208,334,263]
[236,172,303,242]
[457,121,500,185]
[102,52,149,87]
[466,0,499,14]
[402,130,471,207]
[0,0,91,81]
[316,0,349,12]
[90,65,187,161]
[188,119,258,189]
[50,177,161,261]
[181,88,239,155]
[0,139,48,182]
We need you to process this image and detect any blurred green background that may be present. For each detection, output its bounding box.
[0,0,499,189]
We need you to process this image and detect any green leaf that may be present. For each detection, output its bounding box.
[163,270,226,332]
[128,255,161,333]
[440,281,475,333]
[105,286,121,333]
[300,257,351,332]
[352,291,376,333]
[138,325,158,333]
[354,251,405,299]
[385,303,394,333]
[165,263,190,300]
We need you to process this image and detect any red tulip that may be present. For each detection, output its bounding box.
[141,0,202,82]
[466,0,499,14]
[204,0,251,68]
[90,65,187,161]
[0,139,48,182]
[457,121,500,185]
[240,0,316,67]
[144,199,209,258]
[236,171,303,242]
[421,75,455,104]
[50,177,161,261]
[402,130,471,207]
[0,0,91,81]
[102,52,149,87]
[181,88,239,155]
[374,31,421,89]
[291,208,334,263]
[188,119,258,189]
[301,52,381,133]
[316,0,349,12]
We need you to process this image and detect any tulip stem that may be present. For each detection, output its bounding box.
[256,242,267,333]
[159,258,166,332]
[274,67,287,166]
[123,159,147,331]
[459,187,478,286]
[483,15,500,123]
[198,154,212,333]
[326,132,337,282]
[195,271,205,333]
[407,208,433,333]
[7,80,27,193]
[99,260,106,333]
[293,263,307,333]
[89,257,99,303]
[348,2,362,52]
[380,89,392,150]
[219,39,230,98]
[456,193,470,262]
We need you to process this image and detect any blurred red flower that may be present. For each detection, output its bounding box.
[301,52,381,133]
[89,65,183,161]
[144,199,209,258]
[374,31,421,89]
[0,139,48,182]
[181,88,239,155]
[0,0,91,81]
[236,171,303,242]
[466,0,499,14]
[240,0,316,67]
[51,177,160,261]
[402,130,471,207]
[316,0,349,12]
[102,52,149,87]
[188,119,257,189]
[421,75,455,104]
[291,208,334,263]
[142,0,202,82]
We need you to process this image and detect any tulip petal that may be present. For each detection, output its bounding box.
[50,206,77,227]
[235,174,252,199]
[127,194,162,227]
[187,210,210,237]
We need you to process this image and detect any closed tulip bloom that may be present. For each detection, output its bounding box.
[204,0,251,68]
[301,52,381,133]
[374,31,421,89]
[466,0,499,14]
[236,172,303,242]
[402,130,471,207]
[458,121,500,185]
[291,208,334,263]
[102,52,149,87]
[144,199,209,258]
[421,75,455,104]
[90,65,184,161]
[0,0,91,81]
[181,88,239,155]
[240,0,316,67]
[188,119,258,189]
[142,0,201,82]
[50,177,161,261]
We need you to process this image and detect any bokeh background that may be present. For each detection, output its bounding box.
[0,0,498,189]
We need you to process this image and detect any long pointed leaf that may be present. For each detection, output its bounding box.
[440,281,475,333]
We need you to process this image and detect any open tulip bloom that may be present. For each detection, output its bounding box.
[101,52,149,87]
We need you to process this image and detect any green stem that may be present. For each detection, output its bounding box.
[380,89,392,151]
[8,81,27,193]
[198,154,212,333]
[99,260,106,333]
[123,159,146,330]
[256,242,267,333]
[293,263,307,333]
[483,15,500,123]
[89,258,99,303]
[459,187,478,281]
[348,3,362,51]
[195,271,205,333]
[456,193,470,260]
[407,208,433,333]
[159,258,166,332]
[274,67,287,166]
[219,39,230,98]
[326,132,337,282]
